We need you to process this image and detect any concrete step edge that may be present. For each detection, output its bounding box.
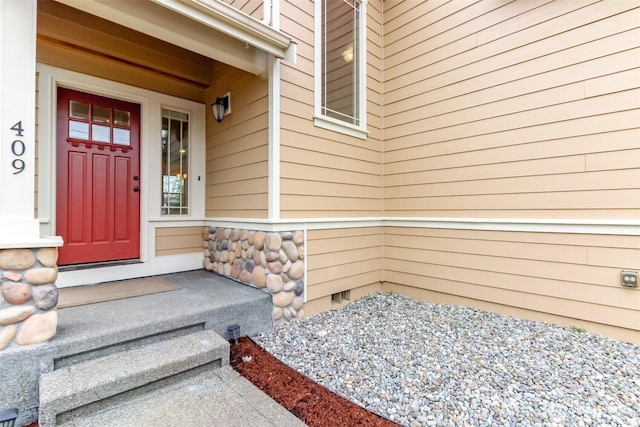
[38,329,229,426]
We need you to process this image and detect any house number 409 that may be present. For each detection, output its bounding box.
[9,121,26,174]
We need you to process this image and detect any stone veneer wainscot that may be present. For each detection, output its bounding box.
[203,227,305,324]
[0,248,59,351]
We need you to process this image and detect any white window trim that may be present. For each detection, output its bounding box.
[161,106,193,217]
[314,0,368,140]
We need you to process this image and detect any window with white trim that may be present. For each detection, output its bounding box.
[161,108,189,215]
[315,0,367,139]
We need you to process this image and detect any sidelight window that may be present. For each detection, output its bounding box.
[161,109,189,215]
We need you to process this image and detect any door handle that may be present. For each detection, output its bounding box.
[133,186,139,192]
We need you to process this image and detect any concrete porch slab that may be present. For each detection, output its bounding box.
[53,270,273,358]
[0,270,278,426]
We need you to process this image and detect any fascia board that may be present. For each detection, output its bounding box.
[163,0,293,57]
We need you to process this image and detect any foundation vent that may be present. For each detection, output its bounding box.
[331,290,351,305]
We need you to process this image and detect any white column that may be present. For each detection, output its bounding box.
[0,0,53,246]
[267,55,281,221]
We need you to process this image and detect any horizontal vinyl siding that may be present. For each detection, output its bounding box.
[383,1,640,219]
[279,0,383,219]
[221,0,264,20]
[205,63,269,218]
[155,226,203,257]
[305,227,383,313]
[367,0,384,143]
[383,227,640,343]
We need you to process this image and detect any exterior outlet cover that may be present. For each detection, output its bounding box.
[621,270,638,287]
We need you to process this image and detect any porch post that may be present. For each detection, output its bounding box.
[0,0,62,352]
[0,0,40,242]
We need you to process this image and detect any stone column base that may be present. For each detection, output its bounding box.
[203,227,305,324]
[0,247,59,351]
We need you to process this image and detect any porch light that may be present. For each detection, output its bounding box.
[227,324,241,344]
[211,95,229,123]
[342,42,354,63]
[0,408,18,427]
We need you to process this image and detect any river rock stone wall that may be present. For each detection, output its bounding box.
[0,247,59,351]
[203,227,305,324]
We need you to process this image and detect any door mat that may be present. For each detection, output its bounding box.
[57,277,179,308]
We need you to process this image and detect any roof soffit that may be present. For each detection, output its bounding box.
[53,0,295,75]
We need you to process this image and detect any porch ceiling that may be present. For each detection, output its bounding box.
[53,0,295,75]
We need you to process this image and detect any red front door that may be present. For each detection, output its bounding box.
[56,88,141,265]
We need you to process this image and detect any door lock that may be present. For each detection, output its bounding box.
[133,186,139,192]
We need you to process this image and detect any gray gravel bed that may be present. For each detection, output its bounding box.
[253,292,640,427]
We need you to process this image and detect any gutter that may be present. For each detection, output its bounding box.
[154,0,295,61]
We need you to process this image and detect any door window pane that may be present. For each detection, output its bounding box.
[70,101,89,120]
[66,96,137,148]
[93,105,111,124]
[113,128,131,146]
[114,109,130,127]
[92,124,111,142]
[69,120,89,140]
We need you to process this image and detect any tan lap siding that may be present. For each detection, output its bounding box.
[383,227,640,343]
[155,227,204,257]
[383,1,640,219]
[205,62,269,218]
[381,1,640,343]
[279,0,383,219]
[304,227,383,315]
[220,0,264,20]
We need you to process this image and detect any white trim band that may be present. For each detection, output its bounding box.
[204,217,640,235]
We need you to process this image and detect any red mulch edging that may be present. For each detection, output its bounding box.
[230,336,397,427]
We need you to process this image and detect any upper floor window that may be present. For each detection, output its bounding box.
[315,0,367,139]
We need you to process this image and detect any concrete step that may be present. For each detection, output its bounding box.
[1,271,274,427]
[38,329,230,427]
[53,365,306,427]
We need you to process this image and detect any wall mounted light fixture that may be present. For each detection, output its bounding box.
[211,93,230,123]
[342,43,354,63]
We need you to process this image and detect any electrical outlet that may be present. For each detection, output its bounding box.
[621,270,638,287]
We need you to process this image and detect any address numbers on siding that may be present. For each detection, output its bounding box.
[9,121,26,174]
